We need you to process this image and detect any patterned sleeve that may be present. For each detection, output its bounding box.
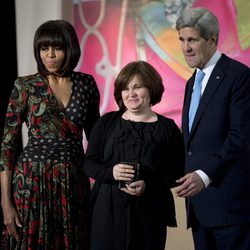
[0,78,28,171]
[83,75,100,141]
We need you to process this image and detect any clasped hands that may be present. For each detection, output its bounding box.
[113,162,145,196]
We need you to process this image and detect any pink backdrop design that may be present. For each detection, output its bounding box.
[73,0,250,128]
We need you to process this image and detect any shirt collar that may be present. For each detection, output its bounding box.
[202,50,222,73]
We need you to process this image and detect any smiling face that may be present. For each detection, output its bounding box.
[121,75,151,114]
[178,27,216,69]
[40,46,65,74]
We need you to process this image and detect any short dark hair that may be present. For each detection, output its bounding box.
[114,61,164,111]
[33,20,81,77]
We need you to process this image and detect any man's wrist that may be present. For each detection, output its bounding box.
[195,170,211,188]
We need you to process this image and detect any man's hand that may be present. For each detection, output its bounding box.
[175,172,205,197]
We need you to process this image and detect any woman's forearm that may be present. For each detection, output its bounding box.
[1,170,13,208]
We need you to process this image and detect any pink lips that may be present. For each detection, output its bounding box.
[128,98,139,102]
[46,60,56,66]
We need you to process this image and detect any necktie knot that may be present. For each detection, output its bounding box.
[188,70,205,131]
[196,70,205,87]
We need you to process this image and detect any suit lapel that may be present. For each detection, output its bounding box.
[186,54,229,143]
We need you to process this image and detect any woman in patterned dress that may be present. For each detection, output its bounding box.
[0,20,100,249]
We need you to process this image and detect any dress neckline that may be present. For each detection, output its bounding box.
[121,116,158,124]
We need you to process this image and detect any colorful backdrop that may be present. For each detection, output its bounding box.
[73,0,250,127]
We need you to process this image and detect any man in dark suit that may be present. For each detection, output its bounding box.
[175,7,250,250]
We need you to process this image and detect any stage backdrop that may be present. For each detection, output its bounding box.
[73,0,250,127]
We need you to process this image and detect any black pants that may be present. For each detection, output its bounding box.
[192,217,250,250]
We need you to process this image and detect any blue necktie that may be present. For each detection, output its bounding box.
[188,70,205,131]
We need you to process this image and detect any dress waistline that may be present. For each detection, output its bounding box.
[21,137,83,162]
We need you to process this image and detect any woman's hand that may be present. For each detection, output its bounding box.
[113,162,135,182]
[2,204,22,240]
[120,180,146,196]
[1,170,22,240]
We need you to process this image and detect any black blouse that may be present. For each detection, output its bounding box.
[84,111,185,250]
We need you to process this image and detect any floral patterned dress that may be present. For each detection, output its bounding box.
[0,72,100,250]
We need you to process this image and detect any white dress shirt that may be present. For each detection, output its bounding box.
[194,50,222,188]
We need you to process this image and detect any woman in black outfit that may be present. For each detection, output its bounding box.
[84,60,185,250]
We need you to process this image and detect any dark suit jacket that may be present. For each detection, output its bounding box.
[182,54,250,228]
